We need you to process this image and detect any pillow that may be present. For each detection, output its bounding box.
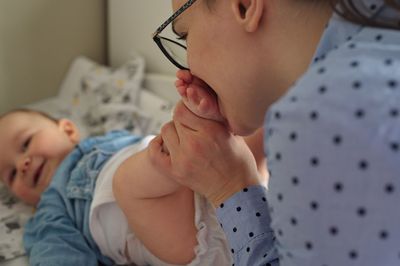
[76,56,151,136]
[73,56,144,114]
[40,55,148,138]
[31,55,176,137]
[81,102,152,136]
[58,56,98,102]
[138,89,174,135]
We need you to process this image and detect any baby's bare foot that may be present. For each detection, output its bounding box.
[175,71,224,122]
[185,84,225,122]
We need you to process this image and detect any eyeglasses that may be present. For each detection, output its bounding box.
[152,0,197,70]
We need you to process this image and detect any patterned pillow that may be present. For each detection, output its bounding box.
[71,56,151,136]
[138,89,174,135]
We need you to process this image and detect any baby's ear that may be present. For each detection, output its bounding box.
[58,119,80,144]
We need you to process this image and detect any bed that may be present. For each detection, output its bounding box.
[0,56,179,266]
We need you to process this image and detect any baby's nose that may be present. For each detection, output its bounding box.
[20,157,31,175]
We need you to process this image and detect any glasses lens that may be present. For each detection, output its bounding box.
[160,38,188,69]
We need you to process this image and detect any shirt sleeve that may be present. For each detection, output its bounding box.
[23,191,99,266]
[216,185,279,266]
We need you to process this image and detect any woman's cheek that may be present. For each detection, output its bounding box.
[186,45,199,74]
[187,37,210,76]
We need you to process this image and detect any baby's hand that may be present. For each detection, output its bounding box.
[175,70,225,122]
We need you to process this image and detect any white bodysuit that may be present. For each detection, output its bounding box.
[89,136,232,266]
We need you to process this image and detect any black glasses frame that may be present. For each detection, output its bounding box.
[152,0,197,69]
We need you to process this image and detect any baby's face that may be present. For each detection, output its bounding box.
[0,112,79,206]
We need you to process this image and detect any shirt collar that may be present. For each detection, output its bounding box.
[312,0,395,63]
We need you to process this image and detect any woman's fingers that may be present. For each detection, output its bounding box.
[150,110,260,205]
[148,127,184,180]
[160,121,180,158]
[148,135,171,173]
[173,100,219,129]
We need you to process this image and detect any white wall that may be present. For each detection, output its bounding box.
[0,0,107,113]
[108,0,176,75]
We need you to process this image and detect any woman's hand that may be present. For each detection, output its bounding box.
[148,101,261,206]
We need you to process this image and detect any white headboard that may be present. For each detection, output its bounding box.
[108,0,176,75]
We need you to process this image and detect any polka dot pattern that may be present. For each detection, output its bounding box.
[264,12,400,266]
[216,186,279,265]
[216,2,400,265]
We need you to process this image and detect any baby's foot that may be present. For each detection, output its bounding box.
[175,70,225,122]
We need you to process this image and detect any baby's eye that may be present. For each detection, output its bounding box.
[22,137,31,152]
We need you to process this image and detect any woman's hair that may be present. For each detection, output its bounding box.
[333,0,400,29]
[0,108,58,124]
[206,0,400,29]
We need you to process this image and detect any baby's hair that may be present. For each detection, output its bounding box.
[0,108,59,124]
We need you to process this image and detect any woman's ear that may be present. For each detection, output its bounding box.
[58,119,80,144]
[231,0,264,32]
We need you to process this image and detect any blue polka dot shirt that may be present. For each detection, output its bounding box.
[216,1,400,265]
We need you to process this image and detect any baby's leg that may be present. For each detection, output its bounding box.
[113,147,197,264]
[176,70,225,122]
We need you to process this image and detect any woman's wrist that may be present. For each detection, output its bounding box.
[209,177,261,207]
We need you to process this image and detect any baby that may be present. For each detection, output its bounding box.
[0,108,231,266]
[0,81,265,266]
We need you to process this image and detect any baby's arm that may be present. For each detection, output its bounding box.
[175,70,225,122]
[24,190,99,265]
[113,143,197,265]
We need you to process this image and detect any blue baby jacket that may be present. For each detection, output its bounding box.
[23,130,141,266]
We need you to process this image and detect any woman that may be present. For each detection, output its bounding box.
[150,0,400,265]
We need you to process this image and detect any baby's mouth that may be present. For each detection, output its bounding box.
[33,162,45,187]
